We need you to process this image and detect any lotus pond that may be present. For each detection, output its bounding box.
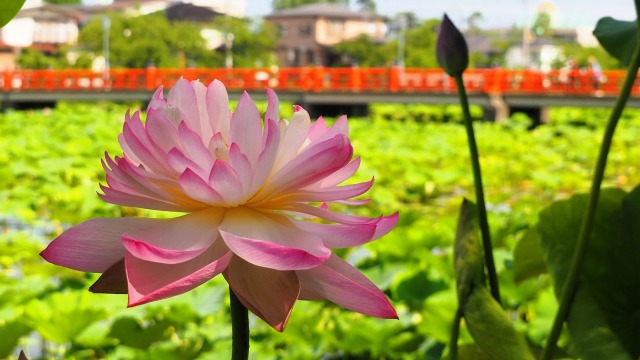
[1,102,639,359]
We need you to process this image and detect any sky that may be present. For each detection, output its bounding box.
[244,0,636,29]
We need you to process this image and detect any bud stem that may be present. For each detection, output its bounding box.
[454,74,501,305]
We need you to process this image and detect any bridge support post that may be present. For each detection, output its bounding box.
[299,101,369,119]
[0,100,13,112]
[510,106,549,127]
[485,93,509,122]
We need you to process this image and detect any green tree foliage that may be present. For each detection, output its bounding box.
[331,35,392,66]
[532,11,552,36]
[43,0,80,4]
[466,11,484,35]
[403,18,440,67]
[468,27,521,68]
[78,12,221,68]
[211,17,278,67]
[356,0,376,13]
[555,42,621,70]
[331,17,441,68]
[16,48,59,69]
[272,0,348,11]
[77,13,276,68]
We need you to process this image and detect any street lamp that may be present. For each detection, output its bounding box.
[101,16,111,80]
[396,14,407,84]
[225,32,234,69]
[522,0,530,68]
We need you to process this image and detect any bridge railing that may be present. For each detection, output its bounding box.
[1,67,637,97]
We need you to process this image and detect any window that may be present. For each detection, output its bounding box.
[299,24,312,37]
[329,20,344,34]
[307,49,315,64]
[278,24,287,37]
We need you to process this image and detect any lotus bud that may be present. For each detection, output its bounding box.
[436,14,469,77]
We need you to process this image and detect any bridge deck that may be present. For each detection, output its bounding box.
[2,67,639,118]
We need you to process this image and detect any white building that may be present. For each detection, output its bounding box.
[505,36,561,70]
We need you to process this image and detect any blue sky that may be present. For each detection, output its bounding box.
[245,0,635,28]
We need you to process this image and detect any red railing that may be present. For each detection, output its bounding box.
[0,67,635,97]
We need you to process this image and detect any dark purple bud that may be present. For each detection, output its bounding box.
[436,14,469,77]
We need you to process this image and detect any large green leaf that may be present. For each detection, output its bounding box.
[0,0,25,27]
[593,17,637,66]
[537,187,640,359]
[463,286,535,360]
[108,317,173,349]
[453,199,534,360]
[513,227,547,282]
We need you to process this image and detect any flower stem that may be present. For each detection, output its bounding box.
[541,10,640,360]
[230,287,250,360]
[454,75,501,304]
[449,307,463,360]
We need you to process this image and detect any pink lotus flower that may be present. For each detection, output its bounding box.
[41,79,398,331]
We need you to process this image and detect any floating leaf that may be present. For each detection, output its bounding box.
[513,227,547,282]
[593,17,637,66]
[24,292,105,344]
[537,187,640,359]
[108,317,173,349]
[392,268,447,308]
[0,318,31,358]
[0,0,25,27]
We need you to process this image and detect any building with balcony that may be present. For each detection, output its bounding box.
[0,2,84,70]
[265,3,386,67]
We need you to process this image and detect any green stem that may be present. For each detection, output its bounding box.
[454,75,501,304]
[540,11,640,360]
[230,288,250,360]
[449,308,463,360]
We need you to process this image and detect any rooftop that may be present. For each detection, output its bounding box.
[266,3,379,20]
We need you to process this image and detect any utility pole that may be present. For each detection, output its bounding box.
[101,16,111,80]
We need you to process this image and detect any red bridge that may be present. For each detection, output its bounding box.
[1,67,637,121]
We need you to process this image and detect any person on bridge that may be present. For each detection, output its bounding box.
[588,56,603,92]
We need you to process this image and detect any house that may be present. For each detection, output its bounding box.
[164,3,227,50]
[265,3,386,67]
[551,27,599,47]
[505,36,561,70]
[0,1,84,70]
[81,0,246,18]
[80,0,174,17]
[465,34,502,68]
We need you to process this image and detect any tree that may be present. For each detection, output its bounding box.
[16,48,59,69]
[78,12,276,69]
[331,35,392,67]
[468,26,521,68]
[466,11,483,35]
[272,0,348,10]
[531,11,551,36]
[211,17,278,67]
[43,0,81,4]
[78,13,209,68]
[389,12,419,30]
[556,42,622,70]
[402,18,440,68]
[329,17,443,68]
[356,0,376,13]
